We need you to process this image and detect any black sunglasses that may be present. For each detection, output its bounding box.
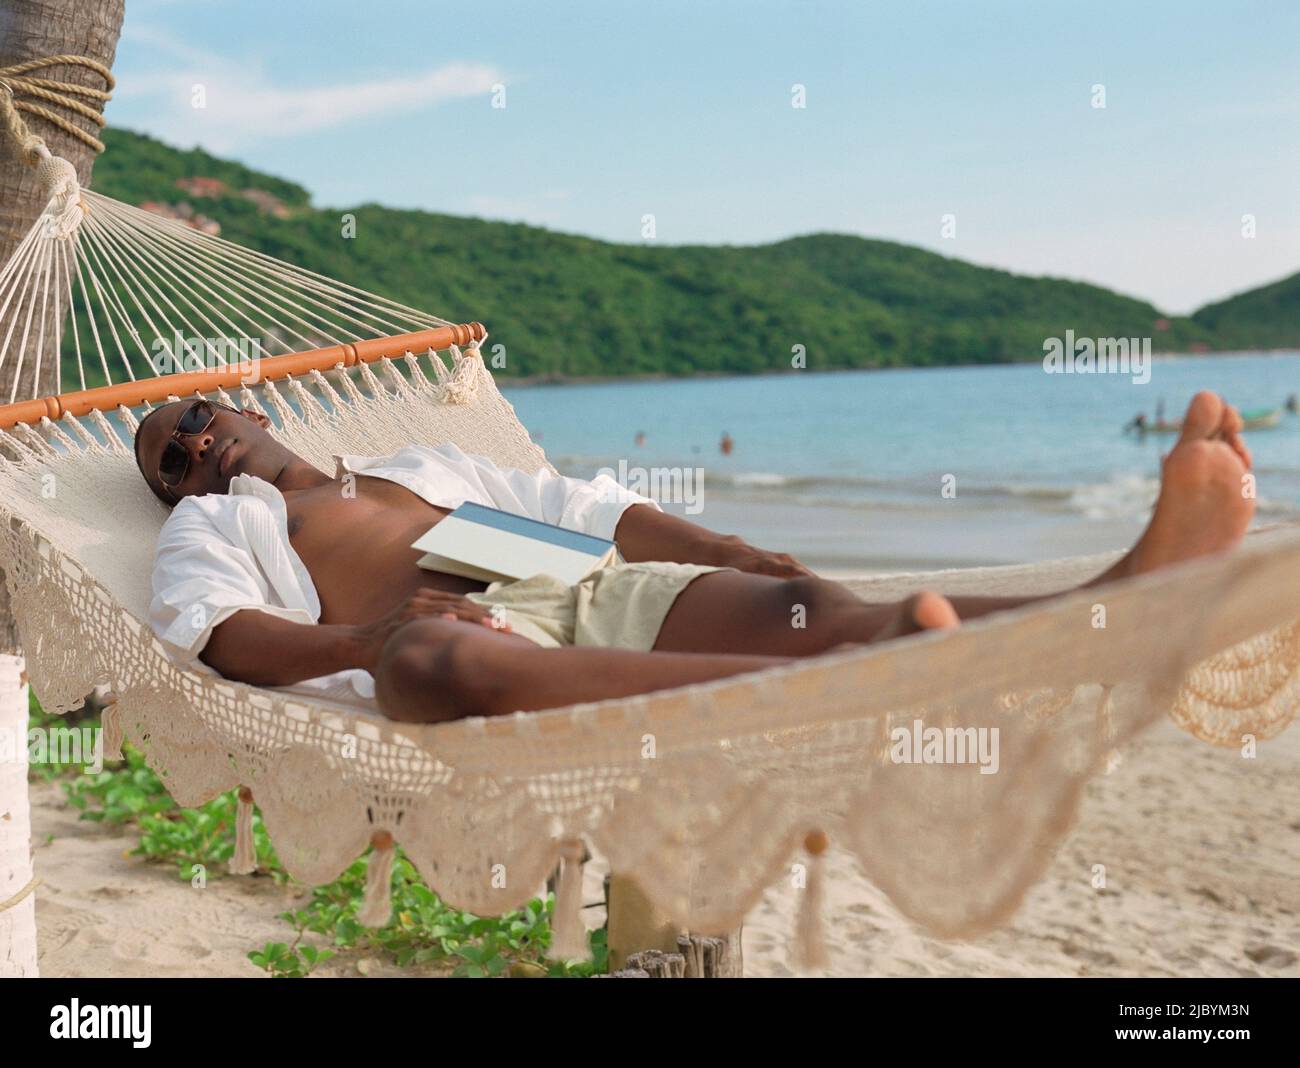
[157,399,238,491]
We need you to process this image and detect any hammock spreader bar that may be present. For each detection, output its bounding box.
[0,321,486,429]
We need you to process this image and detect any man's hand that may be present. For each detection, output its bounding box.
[705,534,814,578]
[351,589,511,673]
[202,592,513,688]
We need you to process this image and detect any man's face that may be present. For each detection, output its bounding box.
[135,400,286,501]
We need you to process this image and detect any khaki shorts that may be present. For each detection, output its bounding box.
[465,561,724,651]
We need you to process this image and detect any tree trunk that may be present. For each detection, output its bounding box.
[0,0,123,977]
[0,0,124,402]
[0,0,124,266]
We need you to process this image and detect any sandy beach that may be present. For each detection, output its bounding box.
[31,718,1298,979]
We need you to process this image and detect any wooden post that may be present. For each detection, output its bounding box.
[605,873,684,972]
[0,653,37,976]
[677,932,743,978]
[625,949,685,978]
[605,872,744,977]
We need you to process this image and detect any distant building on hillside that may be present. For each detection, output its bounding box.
[138,200,221,236]
[239,188,291,218]
[175,176,228,198]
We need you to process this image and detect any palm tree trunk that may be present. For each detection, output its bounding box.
[0,0,124,404]
[0,0,124,978]
[0,0,124,263]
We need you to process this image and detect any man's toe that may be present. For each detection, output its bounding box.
[1178,391,1223,443]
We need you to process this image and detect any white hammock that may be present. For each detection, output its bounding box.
[1,154,1297,963]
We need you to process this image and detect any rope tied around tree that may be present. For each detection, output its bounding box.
[0,54,115,165]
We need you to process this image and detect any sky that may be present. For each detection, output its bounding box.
[104,0,1300,314]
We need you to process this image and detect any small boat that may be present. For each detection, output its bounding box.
[1240,407,1283,429]
[1124,406,1282,435]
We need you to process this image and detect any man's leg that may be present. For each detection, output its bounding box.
[373,393,1255,722]
[656,392,1255,653]
[373,616,792,723]
[652,572,958,655]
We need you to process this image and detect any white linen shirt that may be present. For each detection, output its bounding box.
[148,442,658,705]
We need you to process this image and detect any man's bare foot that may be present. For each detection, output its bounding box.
[1110,391,1255,579]
[872,591,961,642]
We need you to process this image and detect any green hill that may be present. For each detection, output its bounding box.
[84,128,1293,379]
[1192,272,1300,350]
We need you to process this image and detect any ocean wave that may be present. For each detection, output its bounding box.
[551,456,1299,520]
[1065,474,1159,519]
[729,471,796,488]
[710,471,1164,518]
[550,455,901,493]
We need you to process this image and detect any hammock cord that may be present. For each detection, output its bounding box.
[0,176,461,403]
[0,55,474,406]
[0,54,115,163]
[0,874,41,915]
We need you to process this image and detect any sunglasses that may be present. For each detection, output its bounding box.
[157,399,238,493]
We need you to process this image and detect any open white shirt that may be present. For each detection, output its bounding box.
[148,442,658,706]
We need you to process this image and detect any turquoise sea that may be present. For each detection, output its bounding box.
[501,353,1300,573]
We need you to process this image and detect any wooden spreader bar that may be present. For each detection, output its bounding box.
[0,321,486,430]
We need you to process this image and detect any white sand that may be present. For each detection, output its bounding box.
[32,719,1299,978]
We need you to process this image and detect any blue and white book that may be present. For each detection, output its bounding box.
[411,501,617,586]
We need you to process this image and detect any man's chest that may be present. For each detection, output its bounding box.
[281,477,482,622]
[286,476,447,552]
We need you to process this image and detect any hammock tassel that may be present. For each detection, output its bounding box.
[1097,684,1121,772]
[229,787,257,875]
[547,838,591,962]
[442,344,482,405]
[358,829,396,928]
[100,699,123,761]
[795,829,829,971]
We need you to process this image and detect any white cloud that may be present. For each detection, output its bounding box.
[114,24,504,151]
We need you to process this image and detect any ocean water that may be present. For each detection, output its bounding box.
[501,353,1300,572]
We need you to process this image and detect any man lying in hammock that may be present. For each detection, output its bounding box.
[135,391,1254,723]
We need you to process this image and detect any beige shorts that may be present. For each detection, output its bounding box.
[465,561,724,651]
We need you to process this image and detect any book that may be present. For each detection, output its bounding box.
[411,501,618,586]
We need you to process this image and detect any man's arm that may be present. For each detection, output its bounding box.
[613,503,813,577]
[202,610,366,686]
[202,590,511,687]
